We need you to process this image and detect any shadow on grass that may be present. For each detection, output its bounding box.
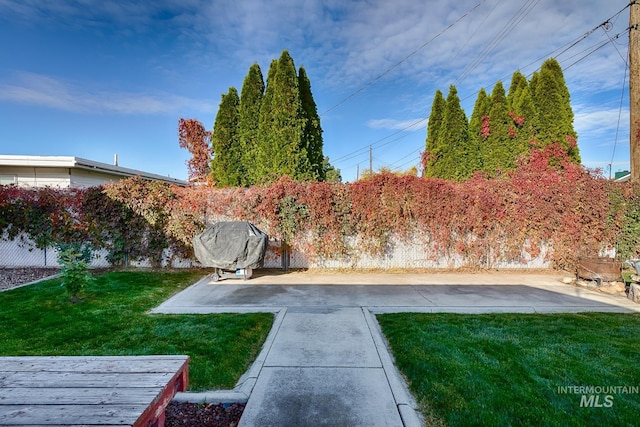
[0,269,274,391]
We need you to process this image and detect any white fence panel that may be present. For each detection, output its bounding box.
[0,237,55,267]
[1,234,550,270]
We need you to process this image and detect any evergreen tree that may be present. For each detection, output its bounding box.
[254,59,278,182]
[299,66,325,181]
[508,70,537,159]
[528,71,539,108]
[238,63,264,186]
[533,58,580,162]
[323,156,342,183]
[256,51,309,182]
[467,88,491,174]
[210,87,241,187]
[507,71,528,109]
[482,81,513,174]
[432,85,469,180]
[423,90,446,178]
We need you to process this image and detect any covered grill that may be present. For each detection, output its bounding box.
[193,221,269,281]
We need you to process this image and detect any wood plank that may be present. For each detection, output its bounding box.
[0,404,142,425]
[0,371,176,388]
[0,356,189,426]
[134,364,188,427]
[0,356,189,373]
[0,388,161,405]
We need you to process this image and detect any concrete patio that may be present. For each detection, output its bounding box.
[152,270,640,426]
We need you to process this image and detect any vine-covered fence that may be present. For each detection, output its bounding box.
[1,145,638,271]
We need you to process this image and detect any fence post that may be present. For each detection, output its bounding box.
[281,242,290,272]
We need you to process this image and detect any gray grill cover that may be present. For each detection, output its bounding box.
[193,221,269,269]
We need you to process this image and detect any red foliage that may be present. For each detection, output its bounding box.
[178,118,212,183]
[565,134,577,150]
[1,147,634,270]
[481,115,491,139]
[508,110,525,127]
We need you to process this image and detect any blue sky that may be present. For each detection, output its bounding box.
[0,0,632,182]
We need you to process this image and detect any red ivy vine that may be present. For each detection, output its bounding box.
[1,145,638,270]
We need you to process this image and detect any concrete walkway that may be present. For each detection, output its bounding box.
[152,271,640,426]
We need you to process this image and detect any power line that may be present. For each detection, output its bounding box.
[563,28,630,71]
[449,0,504,67]
[603,19,630,64]
[455,0,541,86]
[330,2,633,175]
[339,126,425,171]
[331,117,427,164]
[319,1,487,116]
[388,146,424,169]
[610,56,629,178]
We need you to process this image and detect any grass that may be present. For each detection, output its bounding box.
[0,269,273,391]
[377,313,640,426]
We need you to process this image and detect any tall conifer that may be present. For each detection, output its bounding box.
[433,85,469,180]
[299,66,325,181]
[534,58,580,162]
[482,81,513,174]
[256,51,309,182]
[423,90,446,178]
[238,63,264,186]
[468,88,491,174]
[508,71,537,159]
[210,87,241,187]
[507,71,528,109]
[254,60,278,182]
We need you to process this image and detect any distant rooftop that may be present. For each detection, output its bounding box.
[614,170,630,183]
[0,155,187,186]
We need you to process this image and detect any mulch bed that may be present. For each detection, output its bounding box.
[165,401,245,427]
[0,267,60,291]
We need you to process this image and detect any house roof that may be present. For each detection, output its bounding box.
[614,170,631,183]
[0,155,187,186]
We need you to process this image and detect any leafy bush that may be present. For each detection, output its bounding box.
[616,183,640,260]
[57,243,94,302]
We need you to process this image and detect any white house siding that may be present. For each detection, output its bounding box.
[70,169,122,188]
[0,156,188,189]
[0,166,71,188]
[0,166,125,189]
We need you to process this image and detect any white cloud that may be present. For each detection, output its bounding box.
[0,0,631,121]
[3,0,628,90]
[207,0,627,109]
[367,118,426,131]
[0,72,214,115]
[574,104,629,138]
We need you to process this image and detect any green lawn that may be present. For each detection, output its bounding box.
[377,313,640,426]
[0,270,273,391]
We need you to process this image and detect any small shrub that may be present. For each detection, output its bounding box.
[57,243,94,302]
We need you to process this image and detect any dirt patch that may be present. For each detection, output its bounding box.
[0,267,60,291]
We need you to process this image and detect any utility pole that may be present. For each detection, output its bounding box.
[631,0,639,183]
[369,145,373,175]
